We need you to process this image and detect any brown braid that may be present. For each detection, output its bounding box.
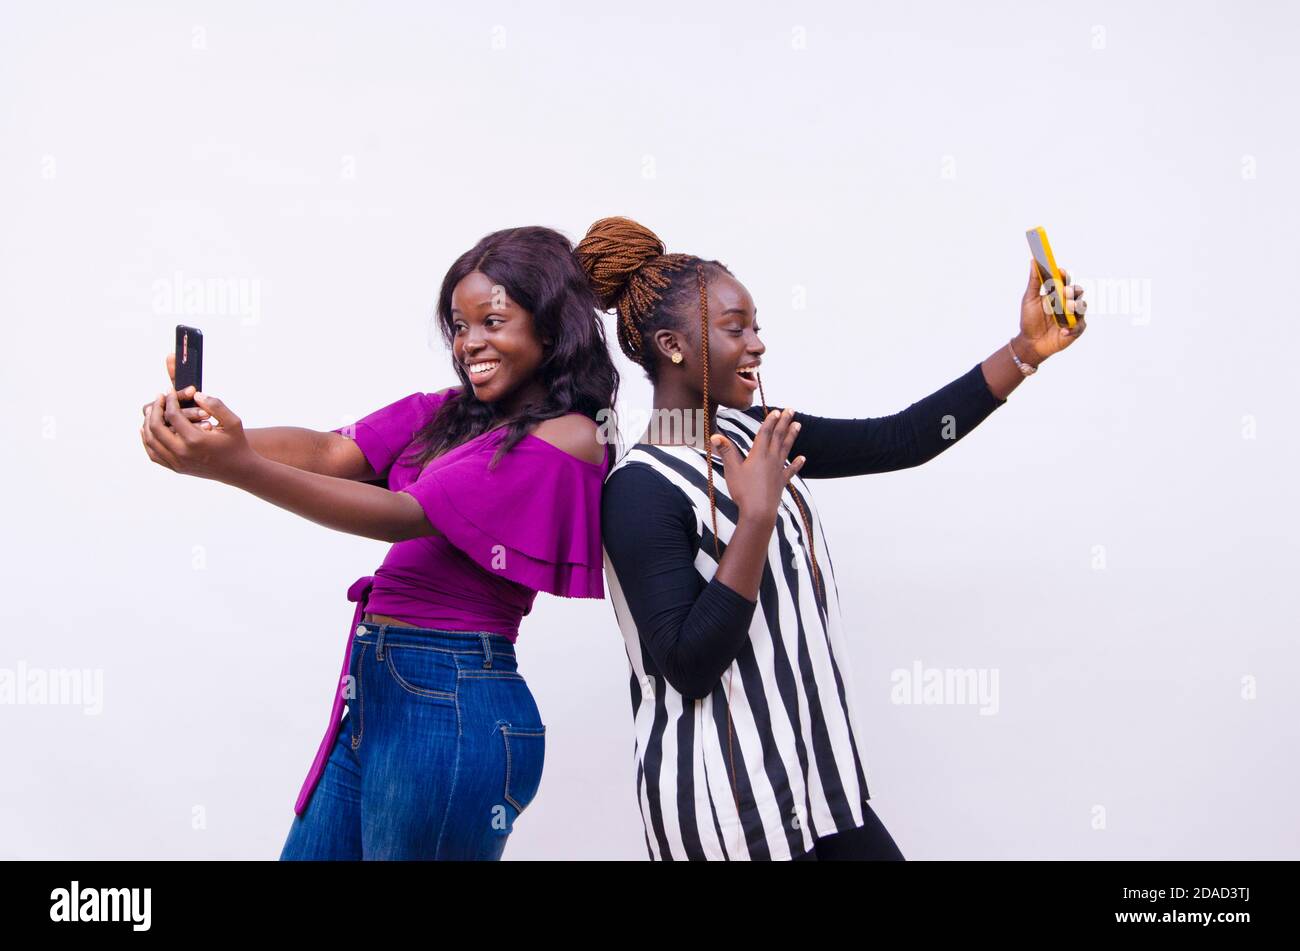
[577,216,828,850]
[694,260,743,833]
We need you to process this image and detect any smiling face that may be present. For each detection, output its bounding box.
[450,270,548,415]
[656,272,765,409]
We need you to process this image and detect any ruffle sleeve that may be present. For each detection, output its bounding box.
[331,387,457,481]
[398,431,607,599]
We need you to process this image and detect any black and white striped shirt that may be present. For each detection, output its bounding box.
[600,363,1005,860]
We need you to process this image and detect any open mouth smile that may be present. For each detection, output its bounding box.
[466,359,501,384]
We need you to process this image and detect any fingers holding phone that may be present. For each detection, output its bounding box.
[142,382,210,427]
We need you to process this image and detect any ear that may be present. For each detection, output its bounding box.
[652,329,683,363]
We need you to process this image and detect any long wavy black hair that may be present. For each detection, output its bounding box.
[401,225,620,472]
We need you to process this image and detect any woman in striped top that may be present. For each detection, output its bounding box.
[577,217,1088,860]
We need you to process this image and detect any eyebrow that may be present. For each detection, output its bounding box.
[721,308,758,317]
[450,305,509,316]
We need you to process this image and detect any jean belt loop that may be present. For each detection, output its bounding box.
[479,632,493,669]
[376,624,387,662]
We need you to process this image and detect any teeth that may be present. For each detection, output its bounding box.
[737,367,758,376]
[468,361,500,375]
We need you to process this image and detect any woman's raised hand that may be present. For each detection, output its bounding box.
[1020,259,1088,363]
[709,407,805,522]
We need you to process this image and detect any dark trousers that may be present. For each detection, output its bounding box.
[793,801,905,861]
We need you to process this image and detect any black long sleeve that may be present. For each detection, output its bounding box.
[740,361,1006,478]
[602,463,757,700]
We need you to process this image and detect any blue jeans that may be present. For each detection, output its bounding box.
[280,620,545,860]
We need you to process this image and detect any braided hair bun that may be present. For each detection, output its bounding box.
[577,216,700,363]
[575,216,665,310]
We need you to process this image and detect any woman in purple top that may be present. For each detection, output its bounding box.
[140,226,619,859]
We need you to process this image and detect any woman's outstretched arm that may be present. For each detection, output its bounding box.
[225,453,437,543]
[739,357,1004,478]
[245,428,378,480]
[141,389,436,543]
[742,260,1090,478]
[145,390,378,480]
[148,352,379,479]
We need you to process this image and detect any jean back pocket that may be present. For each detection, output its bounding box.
[499,723,545,814]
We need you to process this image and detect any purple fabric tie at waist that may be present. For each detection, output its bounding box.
[293,574,375,816]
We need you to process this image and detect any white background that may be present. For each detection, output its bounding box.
[2,0,1296,859]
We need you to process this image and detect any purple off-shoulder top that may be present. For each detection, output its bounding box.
[293,385,609,815]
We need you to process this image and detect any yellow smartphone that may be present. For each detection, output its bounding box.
[1025,226,1077,329]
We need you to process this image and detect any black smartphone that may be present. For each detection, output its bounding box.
[174,325,203,408]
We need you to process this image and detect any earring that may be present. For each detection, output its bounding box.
[671,352,683,364]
